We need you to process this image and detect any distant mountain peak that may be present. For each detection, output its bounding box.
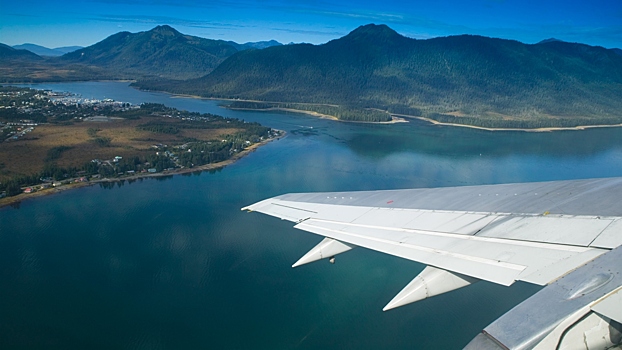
[537,38,565,44]
[151,25,181,36]
[331,23,410,49]
[12,43,82,56]
[59,25,240,79]
[0,43,43,60]
[346,23,402,39]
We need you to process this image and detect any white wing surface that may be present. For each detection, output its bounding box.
[243,177,622,349]
[243,178,622,288]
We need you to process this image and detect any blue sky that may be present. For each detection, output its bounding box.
[1,0,621,49]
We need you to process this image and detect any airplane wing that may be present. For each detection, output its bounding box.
[242,177,622,349]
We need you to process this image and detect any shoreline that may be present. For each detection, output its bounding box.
[156,90,620,131]
[136,88,404,124]
[10,81,622,131]
[226,105,406,124]
[0,131,284,209]
[394,115,622,132]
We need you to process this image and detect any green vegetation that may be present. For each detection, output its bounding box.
[6,24,622,126]
[136,24,622,127]
[0,26,278,83]
[59,25,240,80]
[0,86,278,198]
[92,137,112,147]
[45,146,72,161]
[137,123,180,134]
[228,101,391,122]
[428,113,622,129]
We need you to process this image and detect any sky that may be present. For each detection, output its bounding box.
[1,0,621,49]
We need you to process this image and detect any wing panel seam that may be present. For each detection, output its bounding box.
[297,222,526,272]
[308,218,597,253]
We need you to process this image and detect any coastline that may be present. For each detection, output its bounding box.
[136,88,404,124]
[0,131,284,209]
[396,115,622,132]
[226,105,407,124]
[156,90,621,131]
[8,81,622,131]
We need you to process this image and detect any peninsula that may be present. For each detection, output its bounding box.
[0,86,282,204]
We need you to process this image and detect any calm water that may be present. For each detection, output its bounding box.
[3,82,622,349]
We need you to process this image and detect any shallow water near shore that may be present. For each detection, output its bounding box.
[3,82,622,349]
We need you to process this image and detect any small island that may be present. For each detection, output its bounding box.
[0,86,283,206]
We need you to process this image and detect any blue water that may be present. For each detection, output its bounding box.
[3,82,622,349]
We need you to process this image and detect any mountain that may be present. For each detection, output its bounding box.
[137,24,622,127]
[0,26,282,83]
[12,44,83,56]
[612,48,622,57]
[0,43,43,61]
[226,40,282,51]
[537,38,564,44]
[60,25,240,79]
[55,46,83,54]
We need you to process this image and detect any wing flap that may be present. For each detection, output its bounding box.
[591,287,622,324]
[296,219,525,285]
[477,215,613,246]
[591,218,622,249]
[295,218,608,286]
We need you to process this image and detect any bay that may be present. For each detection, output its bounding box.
[2,82,622,349]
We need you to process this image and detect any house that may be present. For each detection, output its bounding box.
[23,188,33,194]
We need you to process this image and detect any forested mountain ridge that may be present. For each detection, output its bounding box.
[1,26,280,82]
[60,25,240,79]
[12,44,83,56]
[137,24,622,127]
[225,40,282,51]
[0,43,43,61]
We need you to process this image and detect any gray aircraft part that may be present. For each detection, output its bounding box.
[243,177,622,349]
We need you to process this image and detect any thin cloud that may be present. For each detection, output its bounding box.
[2,13,42,18]
[85,0,268,10]
[92,14,253,31]
[267,27,345,37]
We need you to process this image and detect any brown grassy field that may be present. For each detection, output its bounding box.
[0,117,241,181]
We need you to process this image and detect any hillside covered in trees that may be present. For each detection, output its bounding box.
[0,26,282,82]
[60,25,239,80]
[137,24,622,128]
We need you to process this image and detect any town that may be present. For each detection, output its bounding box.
[0,86,282,200]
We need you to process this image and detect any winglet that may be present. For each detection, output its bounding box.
[292,237,353,268]
[383,266,479,311]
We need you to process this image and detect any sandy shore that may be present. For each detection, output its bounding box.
[138,88,403,124]
[397,115,622,132]
[0,132,284,209]
[227,106,407,124]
